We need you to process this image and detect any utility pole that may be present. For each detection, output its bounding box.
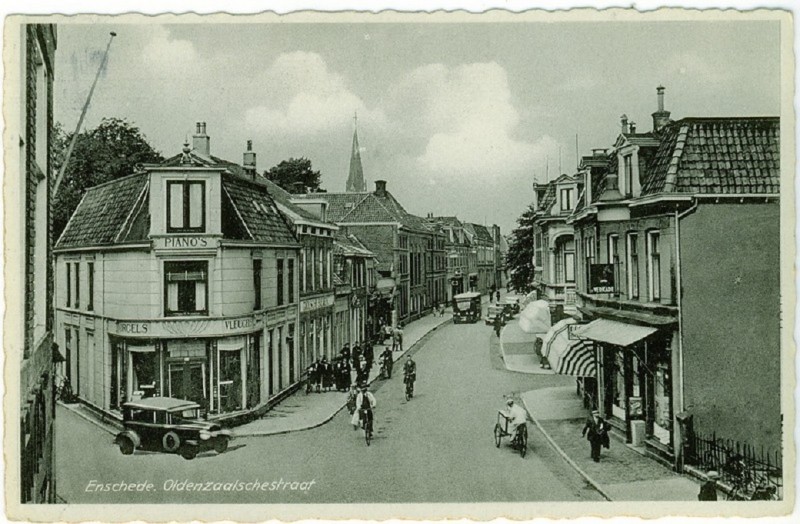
[53,31,117,197]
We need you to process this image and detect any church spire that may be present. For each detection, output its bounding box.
[346,112,366,192]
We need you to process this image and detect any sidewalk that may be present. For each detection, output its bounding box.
[235,310,452,437]
[521,385,702,501]
[498,317,554,375]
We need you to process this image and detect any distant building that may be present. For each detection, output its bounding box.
[463,223,497,296]
[569,88,780,469]
[428,216,471,301]
[17,23,57,504]
[294,180,447,325]
[345,120,366,192]
[55,124,301,420]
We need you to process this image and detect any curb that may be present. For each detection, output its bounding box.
[58,401,119,436]
[235,316,452,438]
[520,394,614,501]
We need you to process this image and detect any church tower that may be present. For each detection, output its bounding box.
[345,113,366,192]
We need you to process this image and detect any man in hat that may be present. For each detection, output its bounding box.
[351,383,376,430]
[582,409,609,462]
[698,471,720,501]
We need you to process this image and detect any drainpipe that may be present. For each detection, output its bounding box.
[674,199,698,414]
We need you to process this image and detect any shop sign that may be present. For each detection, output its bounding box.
[300,294,335,313]
[589,264,615,293]
[629,396,644,417]
[118,322,149,334]
[111,314,262,338]
[156,236,215,249]
[224,317,256,331]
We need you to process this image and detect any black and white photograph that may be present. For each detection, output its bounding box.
[3,4,795,521]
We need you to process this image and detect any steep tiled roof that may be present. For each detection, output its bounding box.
[259,177,326,224]
[471,223,494,243]
[57,173,149,248]
[538,182,557,213]
[334,232,375,258]
[222,174,297,244]
[642,117,780,195]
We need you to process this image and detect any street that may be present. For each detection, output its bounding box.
[56,313,602,503]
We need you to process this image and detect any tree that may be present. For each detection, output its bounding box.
[506,204,538,294]
[53,118,164,239]
[264,157,324,193]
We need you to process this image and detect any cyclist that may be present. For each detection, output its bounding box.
[403,356,416,396]
[351,383,376,431]
[503,399,528,444]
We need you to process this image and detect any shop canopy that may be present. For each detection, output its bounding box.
[572,318,657,347]
[541,318,596,377]
[518,300,551,334]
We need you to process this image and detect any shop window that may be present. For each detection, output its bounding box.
[253,259,262,310]
[277,259,285,306]
[612,351,626,420]
[648,231,661,301]
[627,233,639,300]
[164,261,208,316]
[654,362,673,444]
[130,348,157,398]
[167,180,205,233]
[218,342,243,412]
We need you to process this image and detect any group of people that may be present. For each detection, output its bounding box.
[349,355,418,431]
[379,321,405,352]
[305,356,352,393]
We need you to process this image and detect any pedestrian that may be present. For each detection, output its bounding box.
[380,346,393,378]
[341,358,352,391]
[393,325,404,352]
[321,357,334,392]
[495,290,500,303]
[340,343,351,362]
[581,409,609,462]
[698,471,720,501]
[356,357,369,385]
[315,358,326,392]
[383,323,393,343]
[308,359,321,393]
[439,302,446,317]
[493,313,503,338]
[351,343,362,372]
[363,342,375,375]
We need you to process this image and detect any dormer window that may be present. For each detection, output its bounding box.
[560,188,574,211]
[622,154,633,198]
[167,180,205,233]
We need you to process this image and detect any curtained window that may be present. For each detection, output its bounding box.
[164,261,208,316]
[167,181,206,232]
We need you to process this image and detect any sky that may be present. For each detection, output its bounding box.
[53,18,782,234]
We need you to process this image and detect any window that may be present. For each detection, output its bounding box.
[627,233,639,299]
[66,262,71,307]
[87,262,94,311]
[167,181,205,232]
[277,259,284,306]
[288,259,295,303]
[253,259,262,310]
[560,188,574,211]
[608,234,620,295]
[74,263,80,310]
[648,231,661,301]
[623,155,633,197]
[564,252,575,283]
[164,261,208,316]
[584,236,595,290]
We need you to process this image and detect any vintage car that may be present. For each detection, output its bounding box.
[115,397,232,460]
[503,295,522,315]
[485,304,507,325]
[452,291,482,324]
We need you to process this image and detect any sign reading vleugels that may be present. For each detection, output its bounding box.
[300,295,335,313]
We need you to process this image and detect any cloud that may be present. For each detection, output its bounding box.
[401,62,554,180]
[140,26,200,75]
[245,51,385,137]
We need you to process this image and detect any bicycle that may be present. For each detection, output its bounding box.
[404,375,415,400]
[360,408,374,446]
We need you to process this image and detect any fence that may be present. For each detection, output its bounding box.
[688,431,782,500]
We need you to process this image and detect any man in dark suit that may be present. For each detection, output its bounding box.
[698,471,720,501]
[582,409,609,462]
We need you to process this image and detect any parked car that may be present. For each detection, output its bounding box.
[115,397,232,460]
[503,295,522,315]
[452,291,482,324]
[485,304,507,325]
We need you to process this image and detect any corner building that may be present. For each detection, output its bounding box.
[54,135,300,419]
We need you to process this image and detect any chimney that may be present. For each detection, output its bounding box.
[375,180,387,197]
[629,121,637,134]
[620,114,629,134]
[651,85,671,132]
[192,121,210,156]
[243,140,257,178]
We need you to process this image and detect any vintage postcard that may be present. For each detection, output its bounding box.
[3,6,795,522]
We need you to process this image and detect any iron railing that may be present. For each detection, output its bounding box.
[688,431,782,500]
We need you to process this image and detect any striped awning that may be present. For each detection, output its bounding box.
[542,319,596,377]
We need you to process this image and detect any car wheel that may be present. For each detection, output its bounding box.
[214,437,229,454]
[180,445,197,460]
[118,437,135,456]
[163,431,181,452]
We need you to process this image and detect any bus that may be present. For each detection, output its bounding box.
[452,291,482,324]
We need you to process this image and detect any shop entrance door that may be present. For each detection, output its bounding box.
[168,361,206,406]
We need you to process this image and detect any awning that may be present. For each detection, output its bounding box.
[573,318,657,347]
[518,300,551,334]
[127,343,156,353]
[218,336,245,352]
[542,319,596,377]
